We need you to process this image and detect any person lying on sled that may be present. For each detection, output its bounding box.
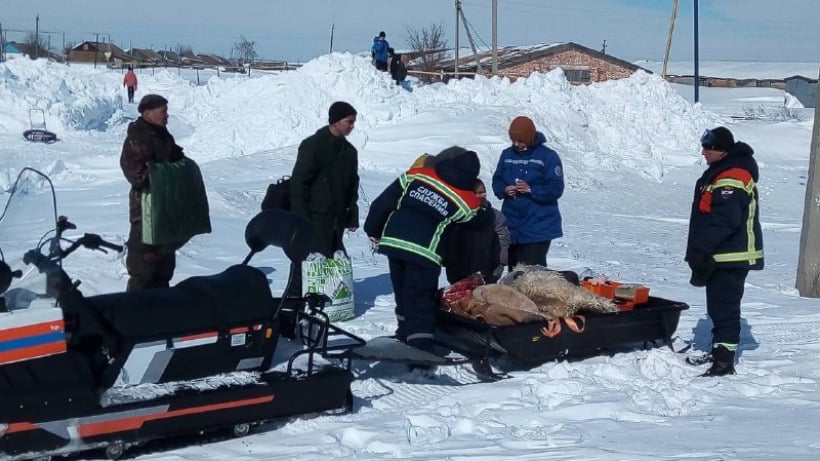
[364,147,490,354]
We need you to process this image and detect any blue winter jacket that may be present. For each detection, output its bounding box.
[491,131,564,244]
[371,37,389,62]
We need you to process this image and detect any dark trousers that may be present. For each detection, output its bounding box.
[375,60,388,72]
[705,267,748,346]
[125,222,175,292]
[127,86,135,103]
[388,257,441,342]
[508,240,551,270]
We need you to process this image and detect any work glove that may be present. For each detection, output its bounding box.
[687,251,716,287]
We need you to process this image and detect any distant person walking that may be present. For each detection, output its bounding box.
[686,126,764,377]
[124,66,138,104]
[371,31,390,72]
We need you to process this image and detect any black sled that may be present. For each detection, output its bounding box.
[434,278,689,368]
[0,168,363,460]
[22,109,58,144]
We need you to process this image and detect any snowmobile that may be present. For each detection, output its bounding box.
[22,110,58,144]
[0,168,364,461]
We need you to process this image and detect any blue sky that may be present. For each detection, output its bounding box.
[4,0,819,63]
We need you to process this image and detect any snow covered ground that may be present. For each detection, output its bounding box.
[1,54,819,460]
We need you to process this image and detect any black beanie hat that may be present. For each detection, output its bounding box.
[328,101,357,125]
[138,94,168,113]
[435,147,480,191]
[701,126,735,151]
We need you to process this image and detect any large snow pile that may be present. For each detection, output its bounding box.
[0,53,713,181]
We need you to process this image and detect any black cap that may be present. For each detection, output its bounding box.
[328,101,357,125]
[700,126,735,151]
[138,94,168,113]
[435,148,480,191]
[379,31,386,38]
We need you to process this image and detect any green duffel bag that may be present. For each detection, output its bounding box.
[142,157,211,246]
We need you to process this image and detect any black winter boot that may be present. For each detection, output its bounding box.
[702,345,736,377]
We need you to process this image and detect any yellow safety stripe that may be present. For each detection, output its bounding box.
[713,250,763,263]
[707,178,754,194]
[707,176,761,265]
[746,195,758,261]
[379,236,442,264]
[714,342,738,351]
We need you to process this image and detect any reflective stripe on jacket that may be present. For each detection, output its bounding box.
[365,167,481,267]
[686,142,764,270]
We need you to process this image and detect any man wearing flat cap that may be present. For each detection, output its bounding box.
[287,101,360,295]
[120,94,184,291]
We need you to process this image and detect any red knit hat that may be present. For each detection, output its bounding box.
[509,116,536,146]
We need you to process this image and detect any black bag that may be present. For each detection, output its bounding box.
[261,176,291,211]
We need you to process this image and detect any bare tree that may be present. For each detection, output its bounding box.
[232,35,257,66]
[405,23,448,83]
[23,32,50,59]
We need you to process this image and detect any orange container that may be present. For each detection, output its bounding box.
[583,280,650,311]
[582,279,620,299]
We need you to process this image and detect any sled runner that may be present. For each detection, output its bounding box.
[22,109,58,144]
[0,168,363,460]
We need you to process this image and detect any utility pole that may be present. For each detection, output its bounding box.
[454,0,460,78]
[491,0,498,75]
[458,4,481,73]
[35,13,40,59]
[796,64,820,297]
[94,33,99,69]
[329,23,335,53]
[601,39,607,54]
[0,21,5,63]
[662,0,679,78]
[693,0,700,102]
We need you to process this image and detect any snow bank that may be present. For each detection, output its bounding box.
[0,53,713,180]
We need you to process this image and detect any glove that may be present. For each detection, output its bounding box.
[368,237,379,252]
[687,251,715,287]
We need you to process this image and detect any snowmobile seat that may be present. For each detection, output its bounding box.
[85,265,276,339]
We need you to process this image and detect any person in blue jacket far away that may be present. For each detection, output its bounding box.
[371,31,390,72]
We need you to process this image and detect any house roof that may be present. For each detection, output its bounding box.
[129,48,162,63]
[435,42,648,74]
[157,50,181,62]
[4,41,33,55]
[4,41,62,61]
[197,54,231,66]
[71,41,131,60]
[785,75,818,83]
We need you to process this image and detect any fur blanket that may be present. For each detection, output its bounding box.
[451,291,546,326]
[510,265,617,318]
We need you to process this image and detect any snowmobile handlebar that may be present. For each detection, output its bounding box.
[73,233,124,254]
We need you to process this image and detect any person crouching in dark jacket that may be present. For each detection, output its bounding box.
[365,147,489,354]
[443,179,510,284]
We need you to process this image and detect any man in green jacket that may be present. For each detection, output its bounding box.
[287,101,359,296]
